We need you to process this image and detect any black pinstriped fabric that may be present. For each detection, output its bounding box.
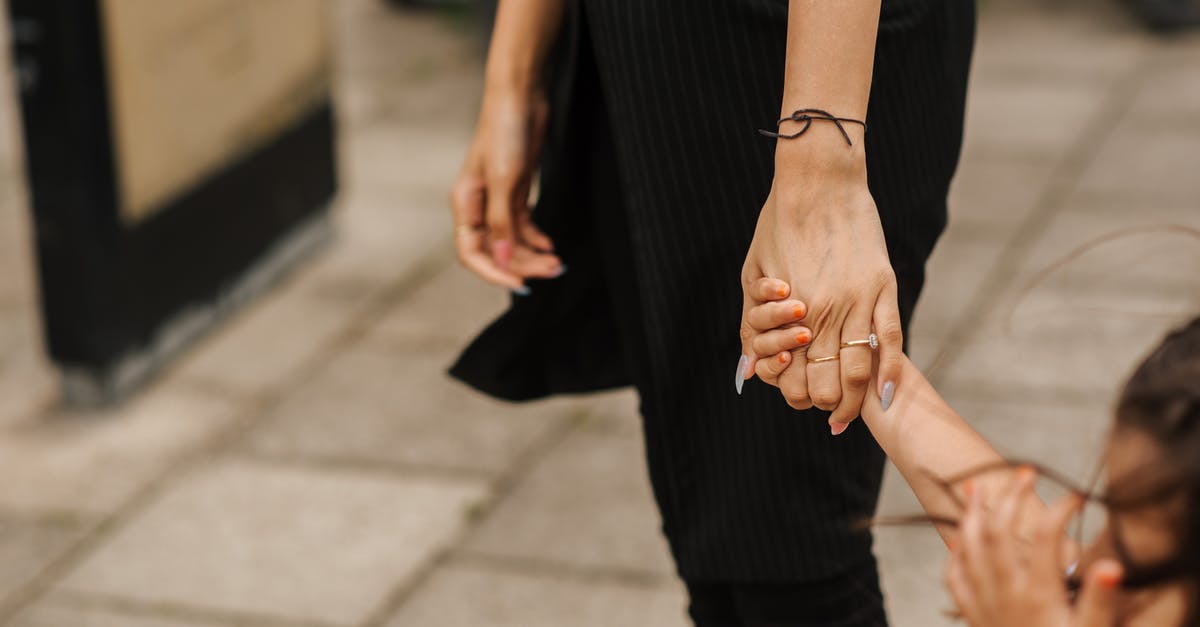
[452,0,976,585]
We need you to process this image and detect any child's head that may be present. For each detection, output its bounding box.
[1098,315,1200,623]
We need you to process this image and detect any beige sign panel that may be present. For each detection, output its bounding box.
[100,0,332,223]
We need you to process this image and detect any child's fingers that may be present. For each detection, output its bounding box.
[755,351,793,385]
[747,300,808,332]
[752,326,813,358]
[749,277,792,303]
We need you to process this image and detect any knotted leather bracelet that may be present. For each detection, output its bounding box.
[758,108,867,147]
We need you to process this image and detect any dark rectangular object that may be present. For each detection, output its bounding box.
[7,1,338,404]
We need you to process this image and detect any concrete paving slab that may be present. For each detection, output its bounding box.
[1075,126,1200,206]
[367,263,510,350]
[0,517,87,608]
[0,383,239,516]
[11,602,234,627]
[462,427,675,576]
[946,157,1056,235]
[173,272,360,397]
[876,524,957,627]
[243,346,573,474]
[961,78,1110,163]
[385,563,689,627]
[971,11,1145,85]
[908,226,1008,337]
[57,459,487,626]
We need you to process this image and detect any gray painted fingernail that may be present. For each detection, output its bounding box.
[881,381,895,412]
[512,286,531,296]
[734,355,749,395]
[553,264,569,278]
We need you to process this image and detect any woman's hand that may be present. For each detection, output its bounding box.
[738,157,902,434]
[451,86,563,291]
[946,472,1124,627]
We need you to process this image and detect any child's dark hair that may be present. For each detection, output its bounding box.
[1106,314,1200,621]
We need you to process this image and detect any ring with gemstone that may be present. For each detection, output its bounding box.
[840,333,878,350]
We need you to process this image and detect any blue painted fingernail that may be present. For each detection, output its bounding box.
[734,355,749,395]
[553,264,569,278]
[512,286,531,296]
[881,381,895,412]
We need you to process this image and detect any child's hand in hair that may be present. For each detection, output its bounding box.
[945,469,1124,627]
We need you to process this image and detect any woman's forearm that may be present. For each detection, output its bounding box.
[484,0,567,92]
[776,0,881,183]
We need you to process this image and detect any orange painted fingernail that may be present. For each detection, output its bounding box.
[1017,465,1036,482]
[962,480,975,498]
[776,284,788,298]
[778,353,788,364]
[1097,568,1123,589]
[795,330,812,345]
[792,303,806,319]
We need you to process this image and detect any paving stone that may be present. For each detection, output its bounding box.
[876,524,957,627]
[174,271,360,397]
[946,157,1055,235]
[0,383,239,516]
[1075,126,1200,206]
[367,263,511,349]
[960,78,1109,163]
[0,517,87,607]
[385,563,689,627]
[58,459,486,626]
[574,388,643,438]
[463,427,675,576]
[11,602,233,627]
[243,345,573,474]
[908,225,1008,336]
[971,10,1145,84]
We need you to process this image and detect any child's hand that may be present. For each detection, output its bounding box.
[743,278,814,394]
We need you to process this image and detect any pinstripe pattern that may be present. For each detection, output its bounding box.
[453,0,976,587]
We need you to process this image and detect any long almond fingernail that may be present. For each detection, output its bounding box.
[880,381,895,412]
[734,355,750,395]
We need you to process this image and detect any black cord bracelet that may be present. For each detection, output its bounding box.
[758,108,867,146]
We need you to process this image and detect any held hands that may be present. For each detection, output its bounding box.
[737,170,903,434]
[450,86,563,291]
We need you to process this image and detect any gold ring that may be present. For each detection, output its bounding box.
[808,354,840,364]
[456,224,484,237]
[840,332,879,350]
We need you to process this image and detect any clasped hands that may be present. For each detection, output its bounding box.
[736,182,902,434]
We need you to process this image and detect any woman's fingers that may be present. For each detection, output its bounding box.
[747,300,808,332]
[749,277,792,303]
[452,174,526,290]
[873,279,903,411]
[751,326,813,359]
[829,305,873,433]
[515,211,555,253]
[508,241,563,279]
[804,321,843,414]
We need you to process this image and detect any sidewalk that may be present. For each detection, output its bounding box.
[0,1,1198,625]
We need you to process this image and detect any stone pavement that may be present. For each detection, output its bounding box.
[0,1,1198,625]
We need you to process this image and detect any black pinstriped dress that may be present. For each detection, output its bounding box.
[453,0,976,584]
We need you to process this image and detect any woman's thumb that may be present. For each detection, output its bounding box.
[1074,559,1122,627]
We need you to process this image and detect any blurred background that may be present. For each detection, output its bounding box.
[0,0,1198,625]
